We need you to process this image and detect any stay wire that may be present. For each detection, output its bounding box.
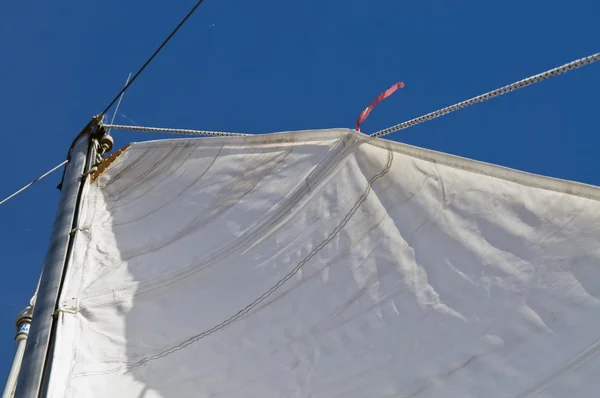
[100,0,206,116]
[107,73,132,136]
[0,160,68,206]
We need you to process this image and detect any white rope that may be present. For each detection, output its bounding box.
[102,124,250,137]
[30,267,43,307]
[371,52,600,138]
[0,160,68,206]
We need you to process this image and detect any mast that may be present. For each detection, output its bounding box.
[13,118,103,398]
[2,306,33,398]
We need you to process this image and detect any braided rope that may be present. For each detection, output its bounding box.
[101,124,250,137]
[371,52,600,138]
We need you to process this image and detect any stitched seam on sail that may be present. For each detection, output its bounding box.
[73,147,394,377]
[106,143,199,211]
[355,131,600,201]
[78,134,358,307]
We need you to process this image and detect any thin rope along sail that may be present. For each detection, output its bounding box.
[101,124,251,137]
[371,52,600,138]
[0,160,68,206]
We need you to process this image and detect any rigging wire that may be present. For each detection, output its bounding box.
[101,123,250,137]
[371,51,600,138]
[107,73,132,136]
[100,0,206,116]
[0,160,68,207]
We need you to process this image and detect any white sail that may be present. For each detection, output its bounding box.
[47,128,600,397]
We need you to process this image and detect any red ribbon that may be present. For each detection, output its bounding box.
[356,82,404,132]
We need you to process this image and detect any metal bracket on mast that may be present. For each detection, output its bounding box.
[14,116,104,398]
[55,115,104,190]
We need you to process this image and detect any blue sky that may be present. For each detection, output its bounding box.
[0,0,599,383]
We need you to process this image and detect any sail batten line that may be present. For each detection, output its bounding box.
[371,51,600,138]
[101,124,251,137]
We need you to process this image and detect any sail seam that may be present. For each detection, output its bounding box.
[359,131,600,202]
[77,135,357,307]
[72,131,600,310]
[72,147,394,377]
[109,127,600,201]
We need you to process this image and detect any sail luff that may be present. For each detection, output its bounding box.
[14,129,97,398]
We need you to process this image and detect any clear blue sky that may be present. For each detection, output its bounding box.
[1,0,599,383]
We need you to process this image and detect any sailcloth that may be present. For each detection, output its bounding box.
[48,128,600,397]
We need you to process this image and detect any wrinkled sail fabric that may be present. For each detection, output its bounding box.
[48,129,600,397]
